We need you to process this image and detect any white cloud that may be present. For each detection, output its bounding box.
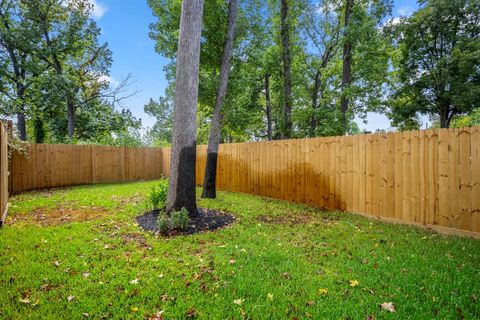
[88,0,107,19]
[98,75,119,86]
[387,17,401,25]
[397,6,414,17]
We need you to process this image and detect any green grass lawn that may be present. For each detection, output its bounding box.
[1,181,479,319]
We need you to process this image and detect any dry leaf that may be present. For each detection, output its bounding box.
[19,298,31,304]
[318,288,328,295]
[380,302,396,312]
[233,299,243,305]
[349,279,359,287]
[229,259,236,264]
[67,295,75,302]
[82,272,90,278]
[129,279,139,285]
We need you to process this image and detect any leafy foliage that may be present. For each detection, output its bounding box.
[147,179,169,210]
[156,207,190,234]
[0,0,142,144]
[388,0,480,128]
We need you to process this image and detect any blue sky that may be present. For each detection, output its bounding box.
[93,0,421,132]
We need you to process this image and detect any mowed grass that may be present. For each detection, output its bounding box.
[1,181,479,319]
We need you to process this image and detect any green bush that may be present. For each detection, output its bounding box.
[157,213,170,234]
[170,208,189,231]
[156,207,190,234]
[148,179,168,210]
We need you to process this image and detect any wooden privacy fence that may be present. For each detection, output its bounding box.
[0,122,8,225]
[11,144,163,193]
[161,127,480,236]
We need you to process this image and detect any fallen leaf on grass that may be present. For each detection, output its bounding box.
[229,259,236,264]
[349,279,359,287]
[67,295,75,302]
[380,302,396,312]
[129,279,139,285]
[186,307,196,318]
[234,299,243,305]
[306,301,315,306]
[148,310,164,320]
[267,293,274,300]
[131,306,139,312]
[318,288,328,295]
[19,298,31,304]
[82,272,90,278]
[53,260,61,267]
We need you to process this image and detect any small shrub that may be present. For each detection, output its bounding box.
[156,207,190,234]
[157,213,170,234]
[148,179,168,210]
[170,207,189,231]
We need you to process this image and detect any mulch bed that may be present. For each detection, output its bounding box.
[136,208,235,236]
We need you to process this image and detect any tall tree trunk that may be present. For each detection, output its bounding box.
[310,70,321,136]
[280,0,293,139]
[15,82,27,141]
[166,0,204,216]
[201,0,238,199]
[34,118,45,143]
[339,0,354,135]
[67,95,75,138]
[265,73,273,141]
[16,112,27,141]
[439,105,451,128]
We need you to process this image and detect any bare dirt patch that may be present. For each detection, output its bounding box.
[121,232,151,249]
[257,213,315,225]
[9,207,109,226]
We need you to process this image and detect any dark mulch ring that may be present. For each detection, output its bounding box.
[136,208,235,236]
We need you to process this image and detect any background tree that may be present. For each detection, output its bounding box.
[202,0,238,198]
[388,0,480,128]
[0,0,43,141]
[166,0,204,215]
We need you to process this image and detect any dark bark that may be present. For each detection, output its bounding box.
[339,0,354,135]
[67,95,76,138]
[280,0,293,139]
[201,0,238,199]
[166,0,204,216]
[265,73,273,141]
[34,118,45,143]
[439,104,452,128]
[16,112,27,141]
[310,70,321,136]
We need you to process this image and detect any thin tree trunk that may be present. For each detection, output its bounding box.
[339,0,354,135]
[310,70,321,136]
[265,73,273,141]
[67,95,75,138]
[166,0,204,216]
[16,112,27,141]
[280,0,293,139]
[439,105,451,128]
[34,118,45,143]
[201,0,238,199]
